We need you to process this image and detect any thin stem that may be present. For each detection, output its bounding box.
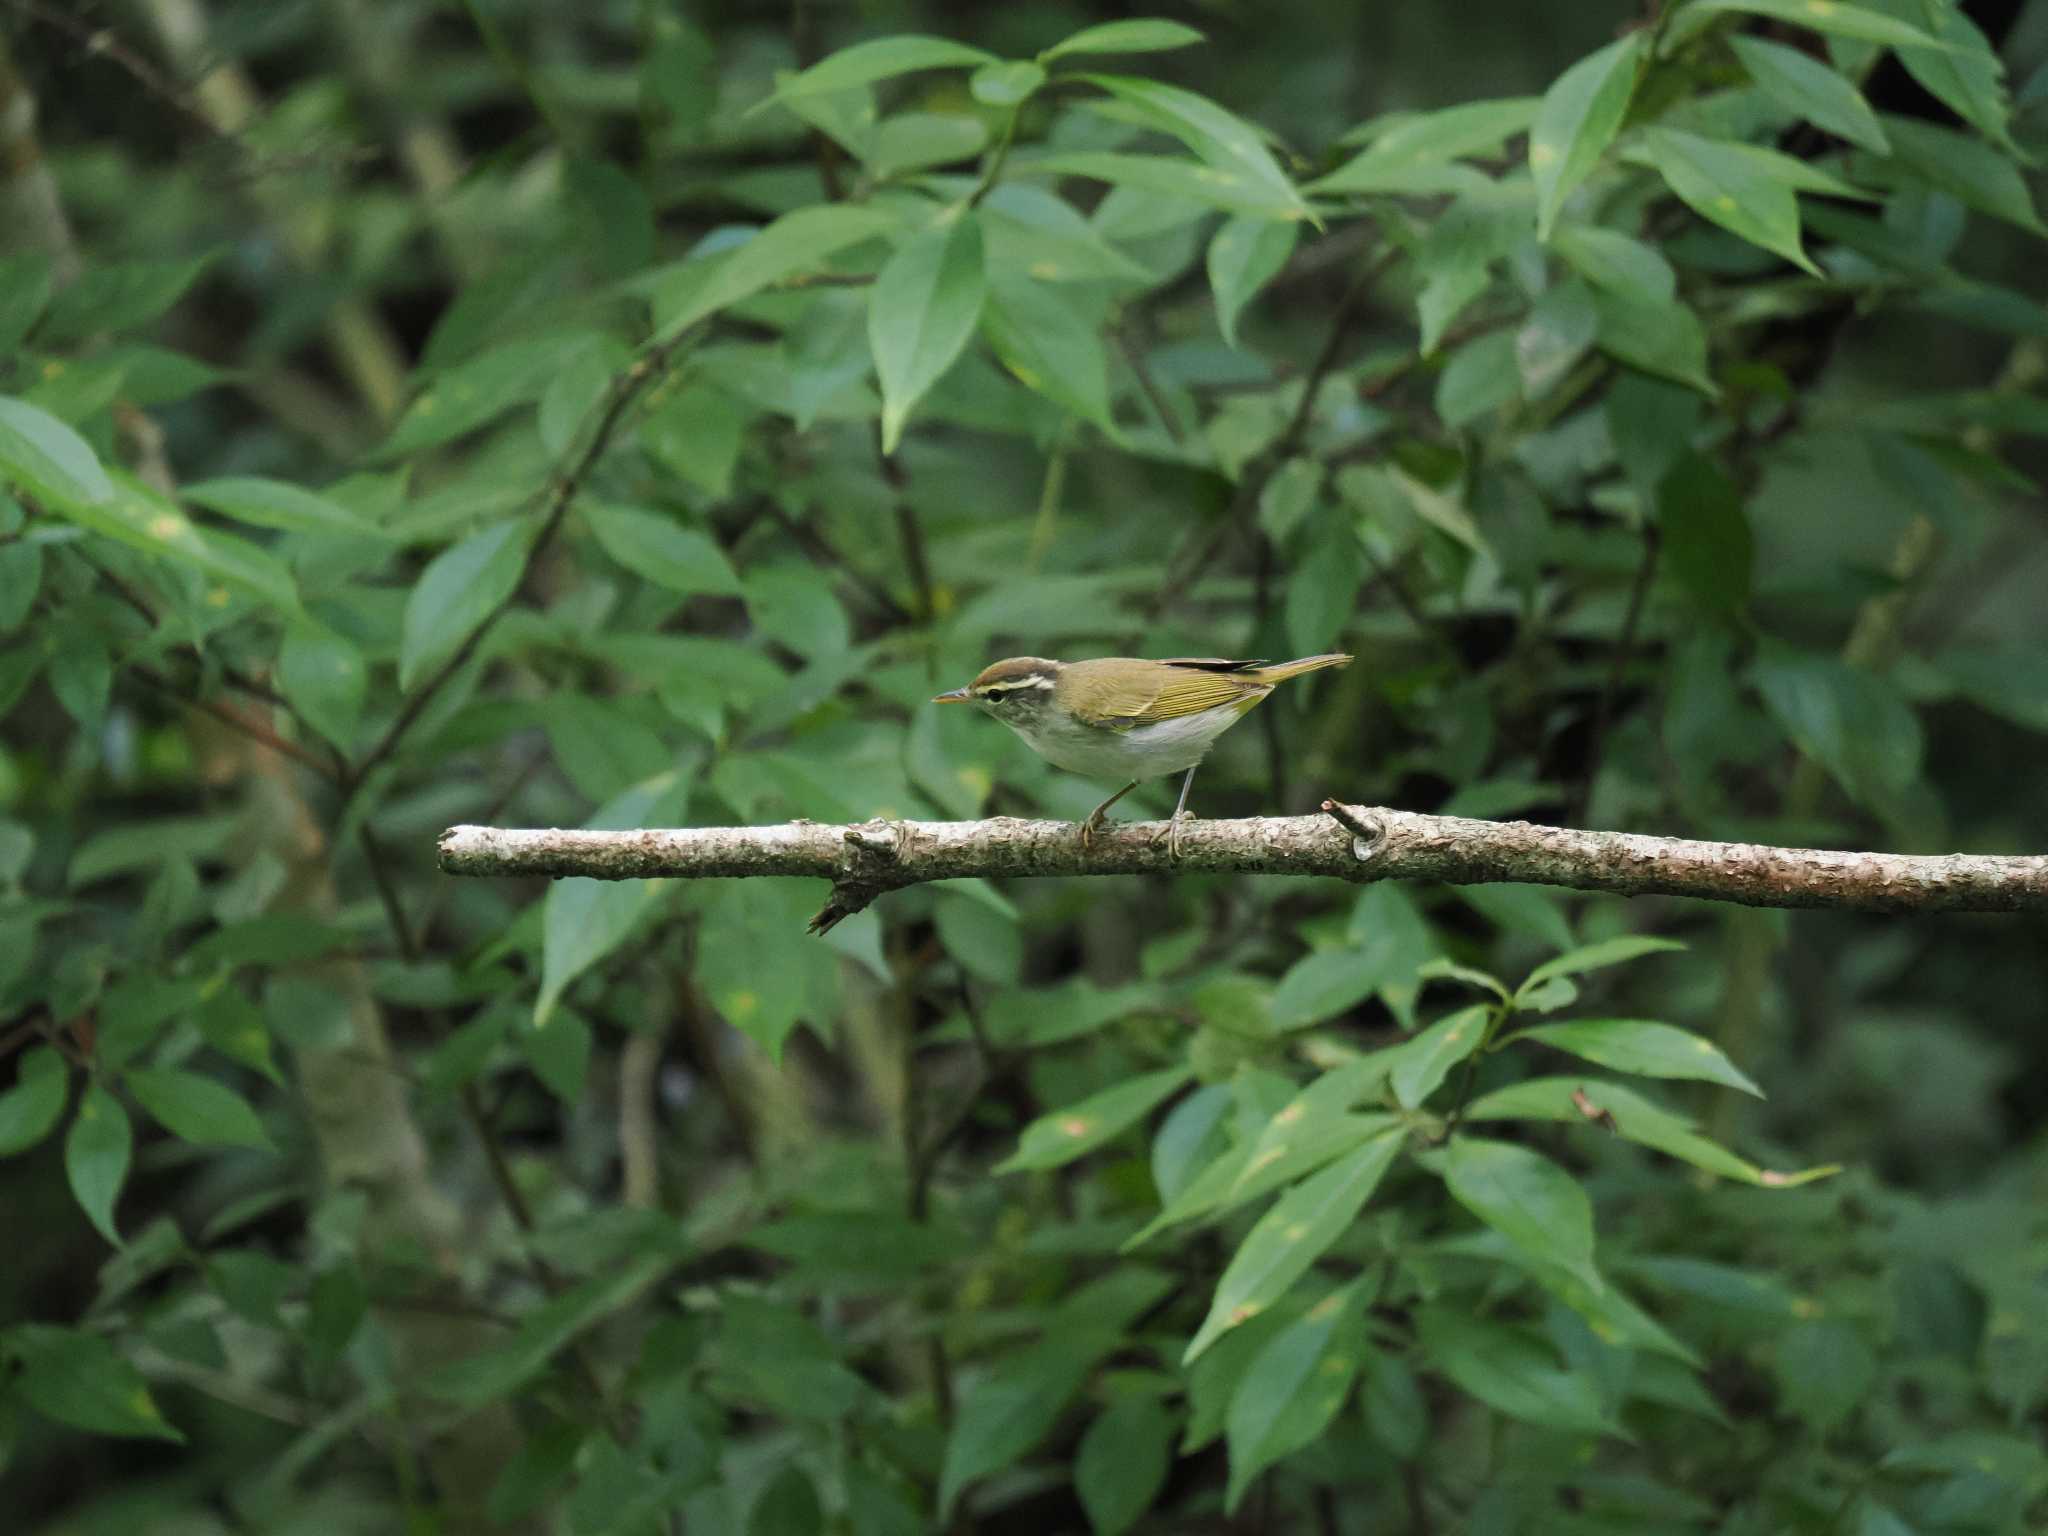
[878,446,934,619]
[1573,523,1660,827]
[353,330,697,781]
[966,106,1019,209]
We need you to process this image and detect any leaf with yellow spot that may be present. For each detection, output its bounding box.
[1222,1276,1373,1511]
[996,1066,1193,1174]
[1185,1131,1401,1362]
[1530,32,1647,238]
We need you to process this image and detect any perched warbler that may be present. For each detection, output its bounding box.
[933,653,1352,853]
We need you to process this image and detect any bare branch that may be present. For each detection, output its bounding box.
[438,805,2048,931]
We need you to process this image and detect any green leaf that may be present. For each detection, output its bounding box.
[65,1084,131,1245]
[1554,224,1677,304]
[183,476,383,538]
[980,270,1112,427]
[398,520,530,690]
[1519,1019,1763,1096]
[1444,1136,1599,1291]
[279,622,366,753]
[970,61,1045,107]
[1516,279,1599,397]
[1657,452,1752,613]
[536,772,690,1026]
[1362,1352,1428,1458]
[1207,216,1298,350]
[1384,1005,1491,1110]
[1730,36,1889,154]
[1185,1132,1402,1361]
[1466,1076,1839,1187]
[125,1067,271,1149]
[1671,0,1948,52]
[585,503,740,596]
[1435,331,1520,429]
[1223,1277,1371,1511]
[1026,151,1308,219]
[1522,934,1684,992]
[49,630,110,735]
[1531,34,1647,238]
[767,36,997,103]
[33,467,301,613]
[939,1336,1102,1515]
[1893,3,2021,155]
[10,1326,183,1441]
[997,1067,1193,1173]
[1042,19,1205,61]
[658,204,898,338]
[1775,1319,1878,1434]
[68,812,240,888]
[1332,96,1540,163]
[39,253,214,344]
[1075,1394,1174,1536]
[384,333,587,454]
[870,112,990,180]
[1879,116,2045,235]
[0,252,52,353]
[0,1047,69,1156]
[1080,75,1310,224]
[1640,127,1826,273]
[0,395,115,506]
[1591,285,1715,393]
[1270,948,1377,1031]
[1416,1308,1614,1437]
[871,212,987,453]
[1752,649,1924,812]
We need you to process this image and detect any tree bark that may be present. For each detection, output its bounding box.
[438,803,2048,932]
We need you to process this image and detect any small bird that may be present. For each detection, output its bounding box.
[933,653,1352,854]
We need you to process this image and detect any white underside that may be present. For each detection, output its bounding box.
[1002,696,1262,784]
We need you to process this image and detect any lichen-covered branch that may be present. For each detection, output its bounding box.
[438,803,2048,933]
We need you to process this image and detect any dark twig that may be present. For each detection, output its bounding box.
[1573,523,1661,826]
[877,445,935,620]
[353,330,697,781]
[1151,246,1394,617]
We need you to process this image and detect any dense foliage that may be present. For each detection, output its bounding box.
[3,1,2047,1531]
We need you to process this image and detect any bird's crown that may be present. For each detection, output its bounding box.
[965,657,1061,697]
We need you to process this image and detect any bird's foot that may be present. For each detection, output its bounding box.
[1078,811,1105,852]
[1155,811,1195,859]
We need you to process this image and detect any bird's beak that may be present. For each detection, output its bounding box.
[931,687,973,704]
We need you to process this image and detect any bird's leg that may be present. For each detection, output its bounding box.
[1160,766,1199,859]
[1079,782,1139,850]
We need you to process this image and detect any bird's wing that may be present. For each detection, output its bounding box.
[1078,664,1263,727]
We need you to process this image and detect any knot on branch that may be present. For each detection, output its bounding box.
[810,819,912,935]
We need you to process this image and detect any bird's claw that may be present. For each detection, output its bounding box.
[1078,812,1103,852]
[1157,812,1195,859]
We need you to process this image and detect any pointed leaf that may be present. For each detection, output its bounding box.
[1079,75,1310,222]
[1417,1308,1614,1437]
[1519,1018,1763,1096]
[65,1084,131,1245]
[1880,116,2045,234]
[768,36,997,103]
[1522,934,1683,991]
[399,520,530,690]
[1531,34,1647,238]
[997,1067,1193,1173]
[1730,36,1889,154]
[11,1327,183,1441]
[1444,1136,1599,1290]
[1223,1278,1371,1511]
[1385,1005,1491,1110]
[1075,1394,1174,1536]
[658,205,899,338]
[1671,0,1950,52]
[1186,1132,1402,1361]
[279,622,366,753]
[125,1067,272,1148]
[184,476,384,538]
[872,212,987,453]
[939,1336,1102,1515]
[1641,127,1818,274]
[1894,4,2020,155]
[0,1047,69,1156]
[1207,216,1298,349]
[1042,20,1205,61]
[0,395,115,506]
[585,503,740,595]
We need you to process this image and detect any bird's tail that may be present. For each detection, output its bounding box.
[1253,653,1353,683]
